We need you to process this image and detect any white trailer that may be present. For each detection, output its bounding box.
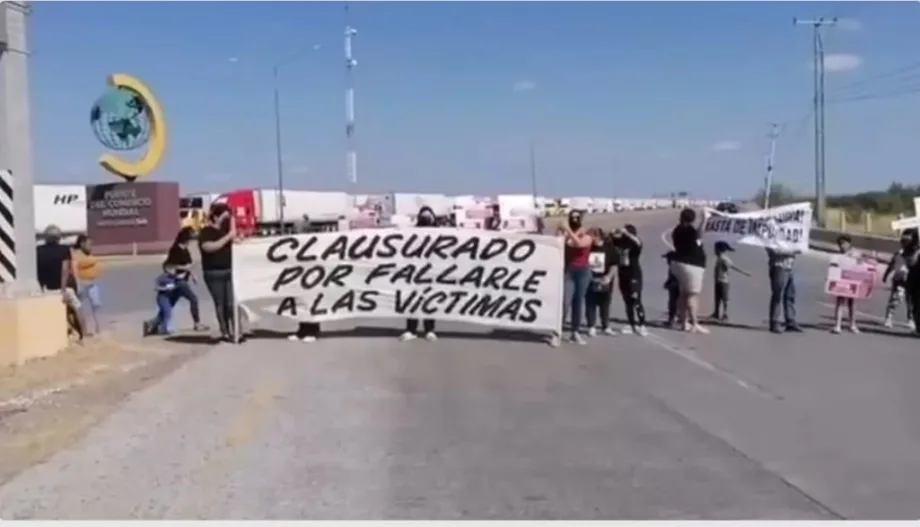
[381,193,452,218]
[34,184,87,235]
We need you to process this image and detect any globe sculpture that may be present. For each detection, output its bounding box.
[90,87,152,152]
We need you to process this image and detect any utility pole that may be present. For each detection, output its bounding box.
[794,16,837,227]
[763,123,780,209]
[528,139,538,209]
[272,65,285,230]
[344,4,358,193]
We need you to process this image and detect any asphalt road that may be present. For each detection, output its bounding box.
[3,211,920,519]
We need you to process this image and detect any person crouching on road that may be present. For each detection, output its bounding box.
[401,206,439,342]
[560,209,594,345]
[831,235,861,335]
[148,263,179,336]
[709,241,750,322]
[585,228,617,336]
[289,214,322,343]
[883,229,918,330]
[612,224,648,336]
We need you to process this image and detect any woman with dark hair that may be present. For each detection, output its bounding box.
[669,208,709,334]
[560,209,594,345]
[198,204,240,342]
[165,227,207,332]
[903,228,920,335]
[883,228,919,329]
[401,206,439,342]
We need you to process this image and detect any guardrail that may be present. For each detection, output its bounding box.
[810,228,900,256]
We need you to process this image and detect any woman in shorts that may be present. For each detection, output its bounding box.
[669,208,709,334]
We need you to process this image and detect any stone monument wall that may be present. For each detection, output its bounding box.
[86,181,180,256]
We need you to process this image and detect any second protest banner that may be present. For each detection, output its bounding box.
[232,228,565,333]
[702,202,812,253]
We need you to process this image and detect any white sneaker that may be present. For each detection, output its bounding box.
[424,331,438,342]
[909,320,917,331]
[572,333,587,345]
[637,326,649,337]
[549,335,561,347]
[602,327,617,336]
[831,326,842,334]
[400,331,417,342]
[287,334,300,341]
[883,316,894,329]
[301,336,317,343]
[587,327,598,337]
[620,327,634,335]
[848,324,860,334]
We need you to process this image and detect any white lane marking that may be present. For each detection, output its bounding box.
[640,328,778,399]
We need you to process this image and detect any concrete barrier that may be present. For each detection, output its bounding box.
[809,228,899,256]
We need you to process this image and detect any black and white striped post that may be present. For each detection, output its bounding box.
[0,2,38,294]
[0,168,15,284]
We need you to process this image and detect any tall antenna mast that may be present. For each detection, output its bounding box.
[344,3,358,190]
[763,123,780,209]
[794,16,837,227]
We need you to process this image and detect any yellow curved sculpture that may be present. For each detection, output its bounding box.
[98,73,167,182]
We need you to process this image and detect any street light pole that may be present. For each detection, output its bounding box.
[272,65,285,231]
[270,44,321,232]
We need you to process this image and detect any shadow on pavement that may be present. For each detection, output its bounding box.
[245,326,549,344]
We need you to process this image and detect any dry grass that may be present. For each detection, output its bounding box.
[0,334,205,485]
[825,207,900,237]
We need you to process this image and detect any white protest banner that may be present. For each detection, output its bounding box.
[702,202,812,253]
[232,228,565,333]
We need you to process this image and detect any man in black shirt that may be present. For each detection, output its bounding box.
[198,204,239,342]
[36,225,85,340]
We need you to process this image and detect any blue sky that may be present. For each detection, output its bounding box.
[27,1,920,198]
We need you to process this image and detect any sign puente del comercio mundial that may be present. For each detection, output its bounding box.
[87,73,180,256]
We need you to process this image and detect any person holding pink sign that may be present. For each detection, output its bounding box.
[830,235,861,334]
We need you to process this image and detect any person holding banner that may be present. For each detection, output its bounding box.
[401,206,440,342]
[766,245,803,334]
[561,209,594,344]
[669,208,709,334]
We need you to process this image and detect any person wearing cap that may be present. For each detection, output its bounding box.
[36,225,86,340]
[710,240,750,322]
[198,203,241,342]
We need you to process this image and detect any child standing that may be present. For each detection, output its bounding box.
[710,241,750,321]
[586,228,618,336]
[612,224,647,336]
[144,264,179,336]
[663,251,680,327]
[831,234,860,334]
